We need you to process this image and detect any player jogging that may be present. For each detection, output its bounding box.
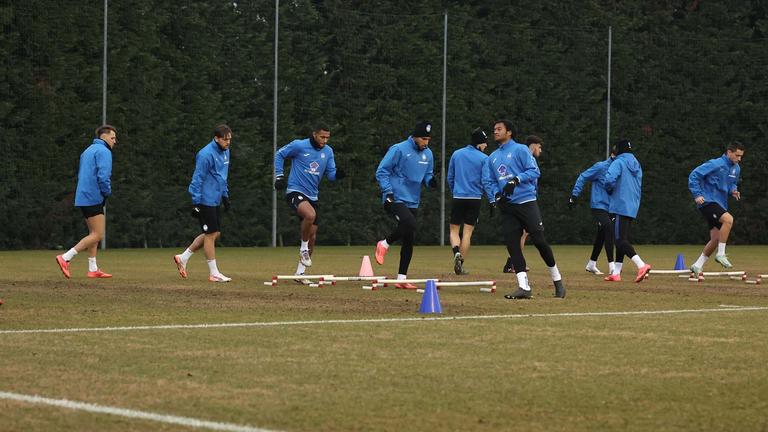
[687,141,745,274]
[447,127,489,275]
[601,139,651,283]
[274,123,343,283]
[374,120,436,289]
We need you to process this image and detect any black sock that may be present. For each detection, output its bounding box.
[452,246,460,255]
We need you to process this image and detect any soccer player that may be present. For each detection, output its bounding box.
[483,120,565,299]
[569,146,617,276]
[503,135,543,273]
[374,120,436,289]
[601,139,651,282]
[447,127,489,275]
[274,123,343,282]
[687,141,745,273]
[56,125,117,279]
[173,124,233,282]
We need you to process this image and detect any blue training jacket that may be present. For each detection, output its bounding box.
[482,139,540,204]
[74,138,112,207]
[188,140,230,206]
[274,138,338,201]
[688,154,740,211]
[376,136,434,209]
[447,144,488,199]
[602,153,642,218]
[571,158,613,211]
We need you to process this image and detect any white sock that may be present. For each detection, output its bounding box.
[516,272,530,290]
[207,259,220,276]
[548,265,562,282]
[631,255,646,268]
[587,260,597,269]
[62,248,78,261]
[88,257,98,272]
[608,262,616,274]
[693,253,708,269]
[380,239,390,249]
[614,262,623,275]
[717,242,726,256]
[397,274,407,280]
[180,248,194,264]
[300,240,309,251]
[296,262,306,275]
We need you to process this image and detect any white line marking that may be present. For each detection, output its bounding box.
[1,307,767,335]
[0,391,279,432]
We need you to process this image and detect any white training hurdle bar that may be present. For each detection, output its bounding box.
[263,274,335,286]
[362,280,496,293]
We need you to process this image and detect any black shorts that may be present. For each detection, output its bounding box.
[286,191,319,226]
[500,200,545,233]
[79,202,105,219]
[197,205,221,234]
[450,198,481,226]
[698,202,727,230]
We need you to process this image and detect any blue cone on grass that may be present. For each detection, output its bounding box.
[674,254,686,271]
[419,279,442,314]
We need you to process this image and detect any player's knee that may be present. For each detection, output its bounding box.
[720,213,733,225]
[530,231,547,247]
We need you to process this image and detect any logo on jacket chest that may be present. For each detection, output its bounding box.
[497,164,508,177]
[309,161,320,172]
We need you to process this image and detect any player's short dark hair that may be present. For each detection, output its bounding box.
[313,122,330,133]
[213,124,232,138]
[525,135,543,145]
[493,119,516,136]
[95,124,117,138]
[727,141,745,152]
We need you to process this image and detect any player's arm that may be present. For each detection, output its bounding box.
[189,153,209,204]
[602,159,622,193]
[515,151,541,184]
[481,157,499,201]
[446,154,456,192]
[687,159,718,202]
[375,146,399,196]
[95,149,113,198]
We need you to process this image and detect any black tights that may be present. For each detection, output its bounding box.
[385,203,418,275]
[613,215,636,263]
[590,209,614,262]
[505,228,555,273]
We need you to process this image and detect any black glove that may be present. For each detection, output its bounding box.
[489,193,502,216]
[568,196,576,210]
[222,196,231,212]
[274,175,285,191]
[502,177,520,195]
[428,177,438,189]
[384,193,395,212]
[334,168,346,180]
[191,204,201,218]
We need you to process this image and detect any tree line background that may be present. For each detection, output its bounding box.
[1,0,766,250]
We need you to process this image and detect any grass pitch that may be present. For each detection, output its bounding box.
[1,245,768,431]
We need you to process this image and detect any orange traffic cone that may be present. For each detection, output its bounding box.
[359,255,374,277]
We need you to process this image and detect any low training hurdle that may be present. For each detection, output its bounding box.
[263,274,335,286]
[363,279,496,293]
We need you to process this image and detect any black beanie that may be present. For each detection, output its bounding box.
[471,128,488,146]
[413,121,432,138]
[616,139,632,154]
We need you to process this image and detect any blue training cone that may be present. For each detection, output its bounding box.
[418,279,442,314]
[674,253,686,270]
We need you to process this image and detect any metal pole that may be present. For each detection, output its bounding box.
[272,0,279,247]
[100,0,108,250]
[605,26,612,158]
[440,11,447,246]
